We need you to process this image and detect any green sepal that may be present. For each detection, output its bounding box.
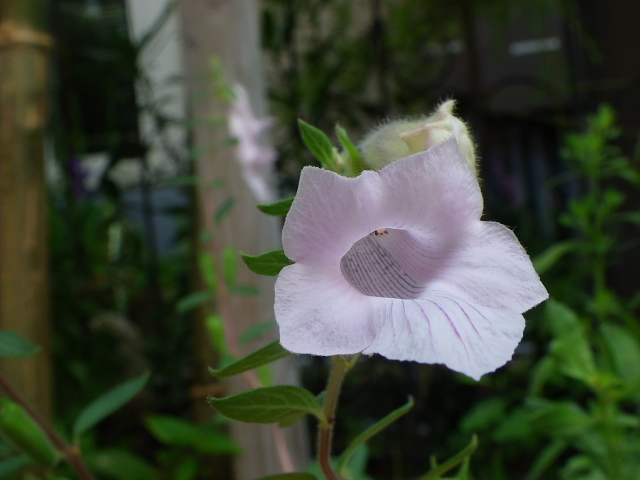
[335,124,365,176]
[0,398,58,467]
[298,119,338,171]
[0,331,39,358]
[209,386,324,424]
[257,197,294,216]
[253,474,318,480]
[241,249,294,276]
[416,434,478,480]
[210,341,290,378]
[338,396,414,477]
[73,372,150,439]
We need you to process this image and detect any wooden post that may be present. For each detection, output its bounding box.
[0,0,53,419]
[179,0,309,478]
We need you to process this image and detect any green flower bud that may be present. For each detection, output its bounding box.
[360,100,477,174]
[0,398,59,467]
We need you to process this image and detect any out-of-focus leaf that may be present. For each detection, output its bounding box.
[85,448,157,480]
[254,474,318,480]
[600,323,640,393]
[459,397,507,433]
[73,372,149,439]
[532,241,580,275]
[0,456,31,477]
[176,291,212,313]
[526,399,594,438]
[546,300,597,387]
[415,435,478,480]
[0,332,39,358]
[524,439,567,480]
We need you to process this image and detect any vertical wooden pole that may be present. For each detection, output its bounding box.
[0,0,52,419]
[179,0,308,478]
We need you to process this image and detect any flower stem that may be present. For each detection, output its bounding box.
[318,355,356,480]
[0,372,96,480]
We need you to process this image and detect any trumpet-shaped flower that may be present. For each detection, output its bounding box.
[275,139,547,380]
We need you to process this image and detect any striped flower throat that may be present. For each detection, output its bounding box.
[340,228,443,300]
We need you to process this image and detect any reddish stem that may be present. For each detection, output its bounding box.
[0,372,96,480]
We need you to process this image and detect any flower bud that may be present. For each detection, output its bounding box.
[0,398,59,467]
[359,100,477,174]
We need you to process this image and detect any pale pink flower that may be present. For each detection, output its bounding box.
[228,84,277,203]
[275,139,547,380]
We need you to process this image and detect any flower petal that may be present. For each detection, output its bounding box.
[283,139,483,267]
[376,138,483,233]
[362,295,525,380]
[424,221,548,313]
[275,263,377,355]
[282,167,384,266]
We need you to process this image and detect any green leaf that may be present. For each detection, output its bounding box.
[524,439,567,480]
[241,250,294,276]
[215,197,236,225]
[298,119,337,171]
[144,415,239,454]
[335,124,365,176]
[532,241,580,275]
[0,331,39,358]
[73,372,150,439]
[0,398,58,467]
[546,300,597,387]
[526,399,593,437]
[600,323,640,393]
[338,397,413,477]
[253,474,317,480]
[257,197,294,216]
[209,386,324,424]
[176,291,212,313]
[416,435,478,480]
[85,448,157,480]
[0,456,31,477]
[239,319,277,344]
[459,397,507,433]
[210,341,290,378]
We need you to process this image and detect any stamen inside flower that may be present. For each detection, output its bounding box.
[340,228,439,300]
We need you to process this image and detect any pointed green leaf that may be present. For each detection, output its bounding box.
[0,331,39,358]
[298,119,337,171]
[73,372,150,439]
[335,124,365,176]
[416,435,478,480]
[257,197,294,216]
[546,300,597,387]
[209,386,324,424]
[526,399,593,437]
[0,456,31,477]
[215,197,236,225]
[0,399,58,467]
[241,250,294,276]
[210,341,290,378]
[254,474,317,480]
[176,291,212,313]
[600,323,640,391]
[338,397,413,477]
[532,241,580,275]
[85,448,158,480]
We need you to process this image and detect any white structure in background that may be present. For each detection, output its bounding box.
[110,0,187,188]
